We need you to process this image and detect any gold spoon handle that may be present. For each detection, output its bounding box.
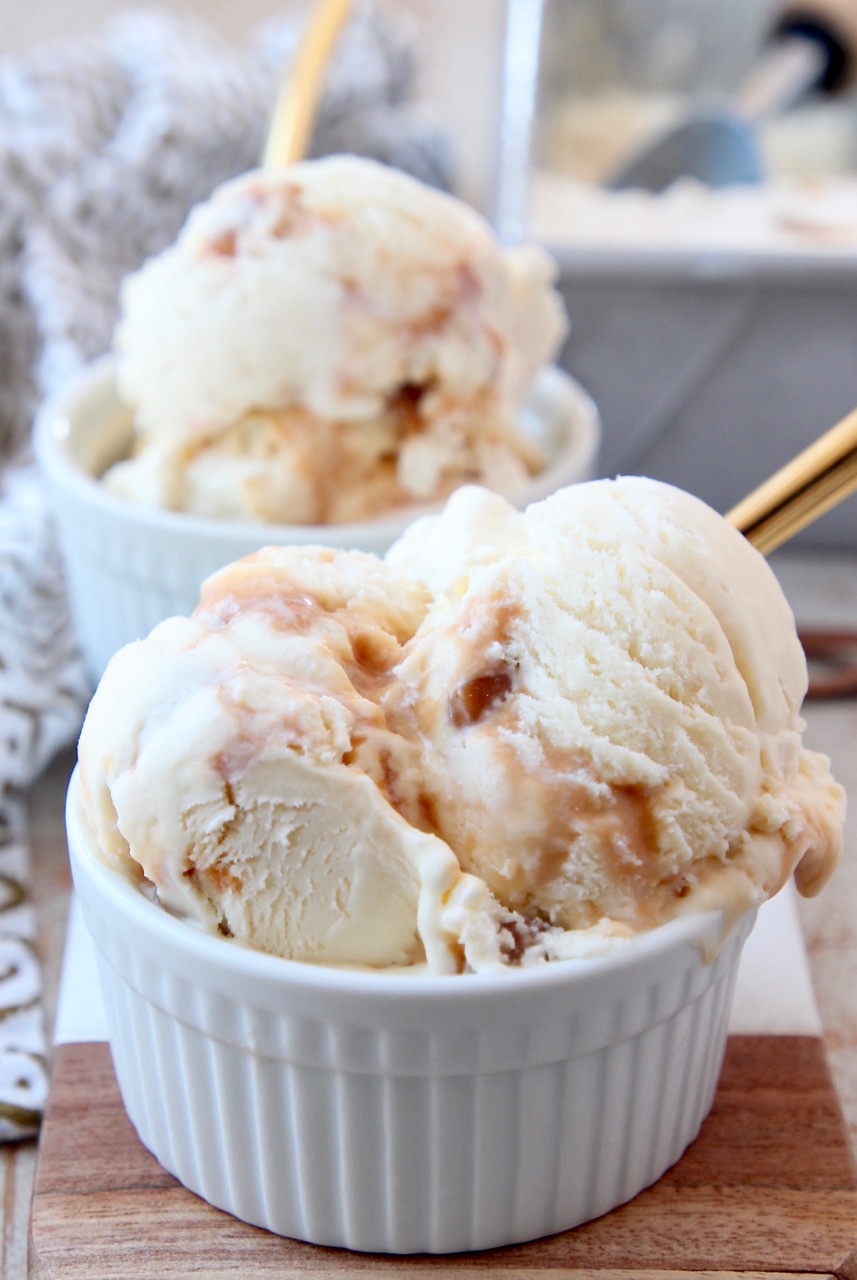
[263,0,352,169]
[726,406,857,553]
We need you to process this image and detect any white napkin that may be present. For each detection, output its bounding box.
[54,881,821,1045]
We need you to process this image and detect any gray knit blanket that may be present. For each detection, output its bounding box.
[0,2,449,1139]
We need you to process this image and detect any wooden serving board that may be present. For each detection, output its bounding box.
[29,1037,857,1280]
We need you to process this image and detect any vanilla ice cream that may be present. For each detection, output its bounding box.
[103,155,568,525]
[77,478,844,972]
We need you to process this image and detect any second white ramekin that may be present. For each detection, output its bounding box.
[34,357,600,683]
[66,768,755,1255]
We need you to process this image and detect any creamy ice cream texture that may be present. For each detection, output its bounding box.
[77,478,844,973]
[103,155,567,525]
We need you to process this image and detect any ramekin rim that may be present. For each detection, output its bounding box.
[66,766,730,1001]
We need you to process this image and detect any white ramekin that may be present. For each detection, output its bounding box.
[66,768,755,1256]
[34,357,600,683]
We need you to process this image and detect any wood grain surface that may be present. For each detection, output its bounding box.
[28,1036,857,1280]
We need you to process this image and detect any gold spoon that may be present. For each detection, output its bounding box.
[727,407,857,698]
[726,405,857,553]
[263,0,353,169]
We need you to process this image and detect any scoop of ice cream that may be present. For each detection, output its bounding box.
[77,544,552,972]
[387,480,843,932]
[77,548,452,970]
[77,479,844,972]
[104,155,567,525]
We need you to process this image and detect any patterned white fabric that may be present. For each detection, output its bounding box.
[0,794,51,1139]
[0,2,449,1138]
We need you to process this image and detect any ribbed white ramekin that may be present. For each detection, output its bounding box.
[66,768,754,1255]
[34,357,600,684]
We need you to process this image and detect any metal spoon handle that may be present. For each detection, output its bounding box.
[726,407,857,553]
[264,0,352,169]
[735,33,828,120]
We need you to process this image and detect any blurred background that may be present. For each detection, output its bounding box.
[0,0,293,49]
[5,2,856,199]
[2,0,857,541]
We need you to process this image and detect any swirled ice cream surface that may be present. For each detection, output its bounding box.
[78,478,844,973]
[104,155,567,526]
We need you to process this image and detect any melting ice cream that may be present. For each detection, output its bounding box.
[104,155,567,525]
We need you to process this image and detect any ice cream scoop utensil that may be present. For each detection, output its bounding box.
[263,0,352,168]
[610,0,856,192]
[727,404,857,553]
